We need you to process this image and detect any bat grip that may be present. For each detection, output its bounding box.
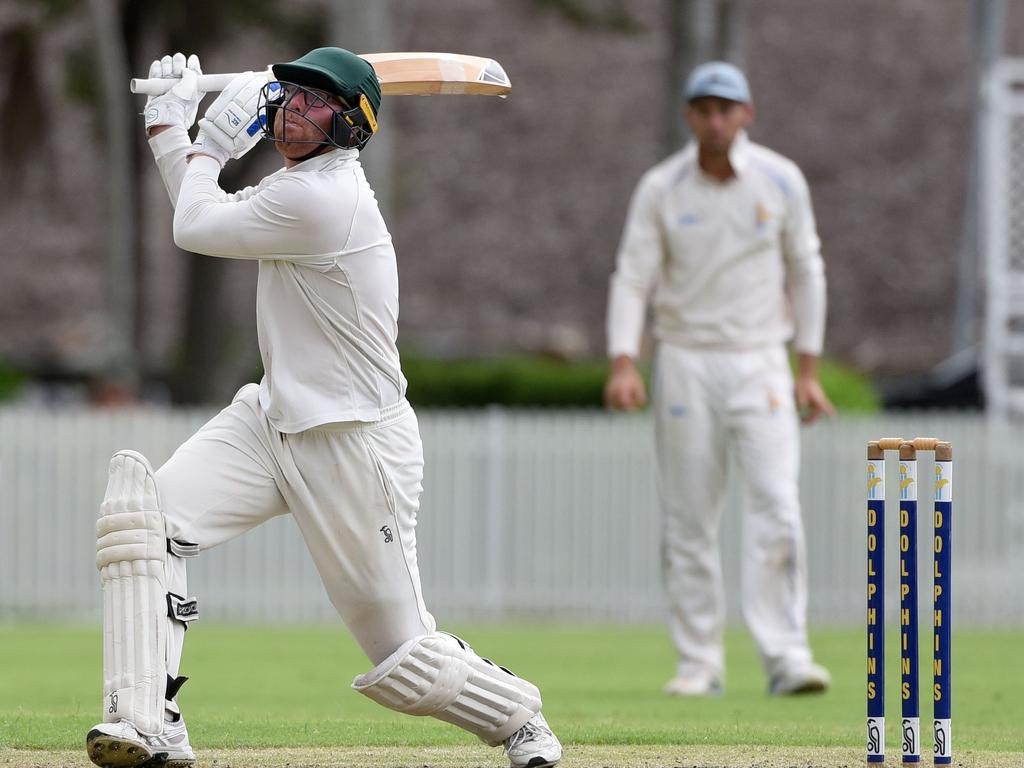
[129,73,242,95]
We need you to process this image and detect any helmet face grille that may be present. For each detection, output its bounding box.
[257,81,377,151]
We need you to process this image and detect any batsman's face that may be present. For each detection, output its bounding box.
[273,84,343,162]
[686,97,753,155]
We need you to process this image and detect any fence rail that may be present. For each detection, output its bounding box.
[1,407,1022,626]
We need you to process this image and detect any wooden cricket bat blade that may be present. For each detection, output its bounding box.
[362,52,511,96]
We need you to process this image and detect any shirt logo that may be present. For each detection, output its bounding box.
[755,202,772,232]
[678,213,700,227]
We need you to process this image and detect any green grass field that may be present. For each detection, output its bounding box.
[1,624,1021,766]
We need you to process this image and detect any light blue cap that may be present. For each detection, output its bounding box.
[685,61,751,104]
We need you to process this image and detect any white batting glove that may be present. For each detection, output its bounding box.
[189,71,270,167]
[143,53,205,131]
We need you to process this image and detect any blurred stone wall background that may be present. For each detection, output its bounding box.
[0,0,1019,402]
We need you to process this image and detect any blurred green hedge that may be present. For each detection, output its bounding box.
[0,354,880,411]
[816,357,882,413]
[402,352,881,412]
[403,354,609,408]
[0,360,24,401]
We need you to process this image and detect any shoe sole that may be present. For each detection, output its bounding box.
[790,680,828,694]
[86,729,195,768]
[86,729,155,768]
[664,682,724,697]
[772,680,829,695]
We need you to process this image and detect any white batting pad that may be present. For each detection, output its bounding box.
[95,450,168,736]
[352,632,541,746]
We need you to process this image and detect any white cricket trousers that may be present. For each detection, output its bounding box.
[653,343,812,681]
[156,383,436,667]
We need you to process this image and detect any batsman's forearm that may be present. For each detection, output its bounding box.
[148,127,195,208]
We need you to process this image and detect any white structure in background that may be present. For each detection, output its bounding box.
[982,57,1024,415]
[1,407,1023,626]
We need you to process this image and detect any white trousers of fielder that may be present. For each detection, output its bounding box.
[653,343,813,683]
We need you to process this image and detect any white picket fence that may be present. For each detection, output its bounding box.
[1,407,1022,626]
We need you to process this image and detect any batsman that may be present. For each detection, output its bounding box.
[86,48,561,768]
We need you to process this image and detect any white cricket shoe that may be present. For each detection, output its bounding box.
[664,672,723,697]
[86,716,195,768]
[769,661,831,695]
[503,712,562,768]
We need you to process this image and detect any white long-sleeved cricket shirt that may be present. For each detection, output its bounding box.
[607,130,826,358]
[149,128,405,432]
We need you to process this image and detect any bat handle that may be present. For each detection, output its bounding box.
[129,72,243,95]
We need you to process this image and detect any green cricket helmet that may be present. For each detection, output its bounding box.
[258,47,381,152]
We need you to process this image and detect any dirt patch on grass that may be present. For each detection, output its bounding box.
[3,745,1021,767]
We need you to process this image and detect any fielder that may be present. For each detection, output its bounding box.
[86,48,561,768]
[604,62,834,697]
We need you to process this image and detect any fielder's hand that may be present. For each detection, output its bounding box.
[794,354,836,425]
[189,71,270,167]
[604,356,648,411]
[143,53,205,132]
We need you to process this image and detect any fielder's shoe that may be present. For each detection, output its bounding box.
[664,672,724,697]
[503,711,562,768]
[768,661,831,695]
[86,716,195,768]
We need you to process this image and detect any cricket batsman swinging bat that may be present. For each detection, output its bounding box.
[130,52,511,97]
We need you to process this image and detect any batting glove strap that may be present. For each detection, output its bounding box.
[144,100,189,131]
[191,71,268,165]
[188,131,232,167]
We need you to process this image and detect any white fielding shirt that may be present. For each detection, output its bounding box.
[607,130,826,358]
[149,128,405,432]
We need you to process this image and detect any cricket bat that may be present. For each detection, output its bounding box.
[129,52,511,97]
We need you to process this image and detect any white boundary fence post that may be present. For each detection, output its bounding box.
[982,58,1024,415]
